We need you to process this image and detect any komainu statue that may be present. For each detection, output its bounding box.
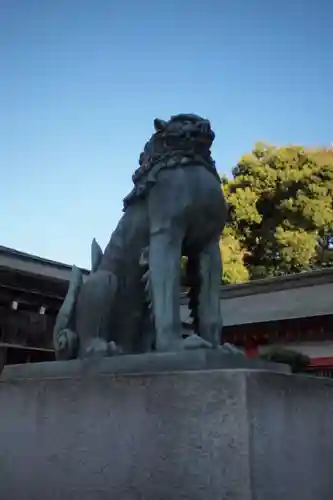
[53,114,230,360]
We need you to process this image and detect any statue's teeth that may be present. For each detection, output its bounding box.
[141,270,149,283]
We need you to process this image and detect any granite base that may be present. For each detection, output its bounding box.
[0,354,332,499]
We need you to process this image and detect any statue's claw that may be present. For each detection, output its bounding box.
[181,334,246,356]
[218,342,246,357]
[82,338,125,359]
[108,341,124,356]
[182,333,213,350]
[82,338,110,359]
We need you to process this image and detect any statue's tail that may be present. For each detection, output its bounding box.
[53,265,82,360]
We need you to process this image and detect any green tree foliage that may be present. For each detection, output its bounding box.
[221,143,333,281]
[220,227,249,284]
[259,346,310,373]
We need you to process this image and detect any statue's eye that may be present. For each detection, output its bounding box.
[165,136,175,147]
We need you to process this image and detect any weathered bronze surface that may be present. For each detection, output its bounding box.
[53,114,231,360]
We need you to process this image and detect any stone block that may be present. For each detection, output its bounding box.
[0,354,332,499]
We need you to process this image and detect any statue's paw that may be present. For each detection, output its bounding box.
[108,341,124,356]
[218,342,246,357]
[182,334,213,350]
[83,338,110,359]
[155,334,213,352]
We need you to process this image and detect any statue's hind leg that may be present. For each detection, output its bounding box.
[75,270,118,358]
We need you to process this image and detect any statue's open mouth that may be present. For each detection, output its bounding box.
[176,127,215,147]
[197,132,214,147]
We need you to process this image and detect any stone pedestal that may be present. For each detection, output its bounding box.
[0,352,332,500]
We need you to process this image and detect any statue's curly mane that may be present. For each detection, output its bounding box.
[123,114,220,210]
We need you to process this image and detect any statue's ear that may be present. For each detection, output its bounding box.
[154,118,167,132]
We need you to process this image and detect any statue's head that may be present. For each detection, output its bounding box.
[123,113,218,210]
[153,113,215,147]
[138,114,215,167]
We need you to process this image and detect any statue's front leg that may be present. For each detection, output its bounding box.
[197,239,223,347]
[149,230,184,352]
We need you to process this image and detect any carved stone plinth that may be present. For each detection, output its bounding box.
[0,355,332,500]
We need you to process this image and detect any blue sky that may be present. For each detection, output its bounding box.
[0,0,332,268]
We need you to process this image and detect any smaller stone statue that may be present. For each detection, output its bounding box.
[53,114,232,360]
